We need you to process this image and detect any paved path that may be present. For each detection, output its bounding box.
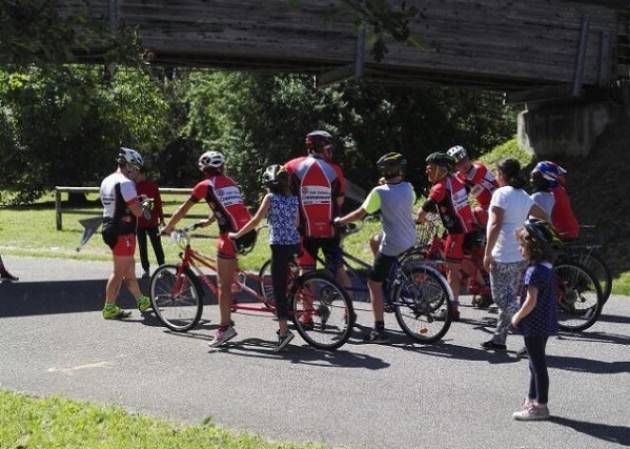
[1,256,629,449]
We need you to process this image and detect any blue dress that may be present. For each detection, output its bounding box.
[518,262,559,336]
[267,194,300,245]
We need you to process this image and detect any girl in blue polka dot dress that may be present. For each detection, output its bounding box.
[510,218,561,421]
[229,165,300,352]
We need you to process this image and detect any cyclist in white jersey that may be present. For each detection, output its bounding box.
[99,147,151,319]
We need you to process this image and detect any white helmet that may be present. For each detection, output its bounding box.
[198,151,225,171]
[446,145,468,163]
[117,147,143,168]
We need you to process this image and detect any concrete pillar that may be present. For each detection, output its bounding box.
[517,100,616,158]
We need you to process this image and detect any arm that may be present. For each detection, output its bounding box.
[229,194,270,240]
[484,205,504,272]
[335,207,367,225]
[529,203,547,220]
[512,285,538,327]
[161,198,195,235]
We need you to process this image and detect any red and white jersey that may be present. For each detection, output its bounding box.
[285,155,345,238]
[100,170,139,234]
[551,185,579,240]
[455,162,497,210]
[191,175,251,234]
[428,175,474,234]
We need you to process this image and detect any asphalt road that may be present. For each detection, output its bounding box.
[1,256,629,449]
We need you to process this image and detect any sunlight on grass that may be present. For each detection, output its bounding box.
[0,390,325,449]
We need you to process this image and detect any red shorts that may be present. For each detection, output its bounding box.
[444,233,465,262]
[112,233,136,257]
[216,233,237,259]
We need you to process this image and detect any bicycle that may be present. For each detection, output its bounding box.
[149,224,354,350]
[416,215,604,332]
[258,219,454,344]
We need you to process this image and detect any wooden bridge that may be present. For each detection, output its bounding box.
[59,0,630,99]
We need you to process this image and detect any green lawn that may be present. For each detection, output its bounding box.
[0,390,324,449]
[0,192,381,271]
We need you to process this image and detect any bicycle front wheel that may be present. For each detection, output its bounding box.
[555,262,602,332]
[150,264,203,332]
[392,263,452,344]
[291,270,354,350]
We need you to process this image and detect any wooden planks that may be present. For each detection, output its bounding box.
[54,0,627,88]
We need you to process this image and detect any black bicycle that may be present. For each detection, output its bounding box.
[259,221,454,344]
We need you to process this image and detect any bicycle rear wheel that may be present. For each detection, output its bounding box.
[150,264,203,332]
[257,258,298,309]
[555,262,602,332]
[291,270,353,350]
[391,263,453,344]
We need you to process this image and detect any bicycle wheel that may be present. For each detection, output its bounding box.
[579,252,612,303]
[291,270,353,350]
[391,263,452,344]
[150,264,203,332]
[257,258,298,309]
[555,262,603,332]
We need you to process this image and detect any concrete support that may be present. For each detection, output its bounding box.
[517,100,617,157]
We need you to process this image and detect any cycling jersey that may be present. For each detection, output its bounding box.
[284,155,345,238]
[100,170,139,235]
[455,162,497,210]
[551,185,579,240]
[190,174,251,234]
[422,175,473,234]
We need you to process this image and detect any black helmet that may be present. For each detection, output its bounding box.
[305,130,335,154]
[530,168,550,192]
[524,218,562,249]
[377,152,407,179]
[262,164,288,188]
[426,152,454,169]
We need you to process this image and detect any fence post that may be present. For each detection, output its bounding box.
[55,188,62,230]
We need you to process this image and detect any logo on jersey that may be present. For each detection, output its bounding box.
[216,186,243,206]
[301,186,332,205]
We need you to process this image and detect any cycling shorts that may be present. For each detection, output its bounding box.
[216,231,257,259]
[298,237,343,272]
[369,252,398,283]
[444,233,465,262]
[111,233,136,257]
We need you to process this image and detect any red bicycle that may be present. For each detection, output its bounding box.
[149,224,354,350]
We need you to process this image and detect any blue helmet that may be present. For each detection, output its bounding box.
[535,161,566,187]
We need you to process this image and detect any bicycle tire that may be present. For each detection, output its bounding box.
[290,270,353,350]
[391,262,453,344]
[555,262,603,332]
[257,258,299,309]
[150,264,203,332]
[579,252,612,303]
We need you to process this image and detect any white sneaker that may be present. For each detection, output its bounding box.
[513,404,550,421]
[208,326,237,347]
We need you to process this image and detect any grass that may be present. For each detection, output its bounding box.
[479,136,534,168]
[0,389,324,449]
[0,191,381,271]
[612,272,630,296]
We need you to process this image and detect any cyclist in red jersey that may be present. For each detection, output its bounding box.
[447,145,498,227]
[416,152,474,321]
[162,151,255,347]
[284,130,351,327]
[99,147,152,319]
[535,161,579,240]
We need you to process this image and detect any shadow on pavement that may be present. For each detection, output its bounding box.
[595,312,630,325]
[549,416,630,446]
[547,354,630,374]
[557,330,630,346]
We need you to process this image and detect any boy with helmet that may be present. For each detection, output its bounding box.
[535,161,579,240]
[229,164,300,351]
[416,152,474,321]
[99,147,152,319]
[335,152,416,343]
[162,150,254,347]
[284,130,350,326]
[447,145,497,227]
[529,168,554,220]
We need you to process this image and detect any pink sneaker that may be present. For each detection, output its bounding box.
[208,326,237,348]
[513,404,550,421]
